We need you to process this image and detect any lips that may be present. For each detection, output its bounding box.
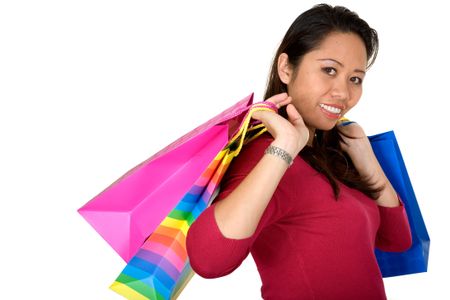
[319,103,343,119]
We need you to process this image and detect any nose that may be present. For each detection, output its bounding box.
[330,79,349,102]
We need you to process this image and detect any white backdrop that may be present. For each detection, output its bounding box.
[1,0,448,299]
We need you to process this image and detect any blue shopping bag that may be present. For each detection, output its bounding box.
[370,131,430,277]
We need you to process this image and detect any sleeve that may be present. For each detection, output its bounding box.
[186,134,281,279]
[375,196,412,252]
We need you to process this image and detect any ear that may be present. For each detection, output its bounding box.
[277,53,293,84]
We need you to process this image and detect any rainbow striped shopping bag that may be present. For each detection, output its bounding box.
[110,102,277,300]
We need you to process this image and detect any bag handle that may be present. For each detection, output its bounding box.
[226,101,277,157]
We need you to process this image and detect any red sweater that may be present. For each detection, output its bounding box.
[186,133,412,300]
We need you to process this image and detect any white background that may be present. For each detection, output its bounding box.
[1,0,448,299]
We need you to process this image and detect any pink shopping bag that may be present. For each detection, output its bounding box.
[109,100,277,300]
[78,93,255,262]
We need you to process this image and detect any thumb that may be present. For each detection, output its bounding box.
[286,104,306,129]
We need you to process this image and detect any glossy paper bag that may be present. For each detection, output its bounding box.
[78,94,255,262]
[370,131,430,277]
[109,102,277,300]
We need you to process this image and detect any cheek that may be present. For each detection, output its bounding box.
[290,78,322,100]
[289,88,314,113]
[349,88,363,107]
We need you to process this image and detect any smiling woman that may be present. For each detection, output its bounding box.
[277,32,367,132]
[186,4,411,300]
[1,0,446,299]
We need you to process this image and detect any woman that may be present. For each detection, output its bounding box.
[186,4,412,299]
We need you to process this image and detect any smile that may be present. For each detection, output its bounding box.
[319,104,342,115]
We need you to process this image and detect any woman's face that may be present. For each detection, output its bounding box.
[278,31,367,131]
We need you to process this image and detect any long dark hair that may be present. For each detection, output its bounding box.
[264,4,381,200]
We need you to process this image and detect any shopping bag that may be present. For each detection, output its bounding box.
[370,131,430,277]
[78,93,255,262]
[109,102,276,300]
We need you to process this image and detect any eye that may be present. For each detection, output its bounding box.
[350,76,363,85]
[322,67,337,76]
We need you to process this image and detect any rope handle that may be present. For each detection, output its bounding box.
[226,101,278,157]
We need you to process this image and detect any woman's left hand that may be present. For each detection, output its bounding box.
[337,119,380,182]
[337,119,400,207]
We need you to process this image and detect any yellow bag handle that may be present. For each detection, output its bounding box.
[226,102,277,157]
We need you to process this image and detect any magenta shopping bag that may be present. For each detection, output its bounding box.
[78,94,255,262]
[110,102,276,300]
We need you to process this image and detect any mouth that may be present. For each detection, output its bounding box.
[319,103,343,119]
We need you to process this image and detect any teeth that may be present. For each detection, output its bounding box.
[320,104,342,114]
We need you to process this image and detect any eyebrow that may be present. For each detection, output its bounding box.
[317,58,366,74]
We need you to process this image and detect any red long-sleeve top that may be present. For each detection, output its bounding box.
[186,133,412,300]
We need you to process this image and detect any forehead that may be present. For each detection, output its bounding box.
[307,32,368,69]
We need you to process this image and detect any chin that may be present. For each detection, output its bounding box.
[308,119,338,132]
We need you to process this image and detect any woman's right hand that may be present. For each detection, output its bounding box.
[252,93,309,157]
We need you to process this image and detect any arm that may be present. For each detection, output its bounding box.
[214,142,291,239]
[337,121,412,251]
[337,121,400,207]
[361,158,412,251]
[375,197,412,252]
[186,94,309,278]
[186,136,289,278]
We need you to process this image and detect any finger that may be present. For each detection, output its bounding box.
[286,104,306,128]
[277,96,292,108]
[265,93,289,107]
[336,120,366,139]
[336,119,358,134]
[336,123,354,136]
[251,109,272,122]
